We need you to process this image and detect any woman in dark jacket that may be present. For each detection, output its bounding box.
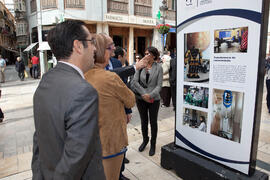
[15,57,25,81]
[131,46,163,156]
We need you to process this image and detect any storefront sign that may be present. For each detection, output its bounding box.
[104,13,156,26]
[176,0,269,175]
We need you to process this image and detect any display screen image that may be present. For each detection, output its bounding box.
[214,27,248,53]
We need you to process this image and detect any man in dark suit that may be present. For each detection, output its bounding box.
[32,20,105,180]
[169,57,176,111]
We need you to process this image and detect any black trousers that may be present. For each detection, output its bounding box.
[160,86,171,107]
[266,79,270,112]
[171,84,176,109]
[136,99,160,145]
[18,71,24,81]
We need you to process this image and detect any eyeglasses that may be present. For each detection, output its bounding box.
[78,38,96,46]
[145,52,150,55]
[106,43,115,51]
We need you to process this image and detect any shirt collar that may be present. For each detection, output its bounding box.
[59,61,85,79]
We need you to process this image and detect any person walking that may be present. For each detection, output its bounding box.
[265,56,270,113]
[32,55,39,79]
[131,46,163,156]
[28,56,33,78]
[15,57,25,81]
[169,57,176,111]
[0,55,6,83]
[160,54,171,107]
[31,20,105,180]
[85,34,135,180]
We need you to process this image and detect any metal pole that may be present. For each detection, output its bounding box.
[37,0,45,77]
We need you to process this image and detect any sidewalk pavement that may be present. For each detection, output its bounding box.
[0,66,269,179]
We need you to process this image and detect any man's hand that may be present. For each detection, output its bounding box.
[135,56,150,70]
[126,114,132,124]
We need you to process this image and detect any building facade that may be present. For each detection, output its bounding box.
[0,1,17,63]
[26,0,176,63]
[14,0,29,51]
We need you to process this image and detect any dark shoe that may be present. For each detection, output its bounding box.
[119,175,130,180]
[149,145,156,156]
[138,140,149,152]
[124,157,129,164]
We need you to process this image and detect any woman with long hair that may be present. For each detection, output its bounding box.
[131,46,163,156]
[84,33,135,180]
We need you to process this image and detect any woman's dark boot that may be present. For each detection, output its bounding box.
[138,138,149,152]
[149,139,156,156]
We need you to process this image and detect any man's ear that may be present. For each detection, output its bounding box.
[118,55,122,60]
[73,40,83,54]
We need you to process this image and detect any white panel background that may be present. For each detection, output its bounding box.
[176,0,263,174]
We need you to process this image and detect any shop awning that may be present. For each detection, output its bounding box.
[0,45,19,54]
[37,41,51,51]
[23,42,38,52]
[169,28,176,33]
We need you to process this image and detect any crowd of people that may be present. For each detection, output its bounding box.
[31,20,178,180]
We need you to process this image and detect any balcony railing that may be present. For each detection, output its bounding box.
[65,0,85,9]
[42,0,57,10]
[107,0,128,14]
[167,9,175,21]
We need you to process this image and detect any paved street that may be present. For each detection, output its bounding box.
[0,65,269,179]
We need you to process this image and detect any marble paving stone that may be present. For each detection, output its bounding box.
[0,156,18,178]
[123,169,139,180]
[257,150,270,163]
[258,141,267,148]
[125,148,181,180]
[259,143,270,155]
[17,153,31,172]
[259,130,270,144]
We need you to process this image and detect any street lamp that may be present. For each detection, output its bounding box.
[159,0,168,55]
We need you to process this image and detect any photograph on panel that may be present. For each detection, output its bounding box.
[182,108,208,133]
[183,85,209,108]
[184,31,210,83]
[214,27,248,53]
[210,89,244,143]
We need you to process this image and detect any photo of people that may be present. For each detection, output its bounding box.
[183,108,208,132]
[183,85,209,108]
[210,89,244,143]
[184,31,210,83]
[214,26,248,53]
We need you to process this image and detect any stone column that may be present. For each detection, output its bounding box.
[129,27,134,64]
[96,23,103,34]
[103,23,109,35]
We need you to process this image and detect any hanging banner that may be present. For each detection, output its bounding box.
[176,0,269,175]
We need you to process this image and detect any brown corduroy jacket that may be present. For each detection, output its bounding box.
[85,66,135,157]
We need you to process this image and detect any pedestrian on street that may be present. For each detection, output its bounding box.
[28,56,33,78]
[31,20,105,180]
[169,57,176,111]
[15,57,25,81]
[131,46,163,156]
[0,55,6,83]
[160,54,171,107]
[85,33,136,180]
[265,56,270,113]
[31,54,39,79]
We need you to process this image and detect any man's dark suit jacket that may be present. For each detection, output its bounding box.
[32,62,105,180]
[109,57,135,82]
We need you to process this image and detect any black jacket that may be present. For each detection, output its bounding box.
[169,57,176,86]
[15,60,25,72]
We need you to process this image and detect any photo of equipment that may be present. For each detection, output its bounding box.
[183,85,209,108]
[210,89,244,143]
[182,108,208,132]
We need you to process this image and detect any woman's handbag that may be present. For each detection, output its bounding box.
[24,70,28,78]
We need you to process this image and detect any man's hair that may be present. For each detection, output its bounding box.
[114,46,124,59]
[94,33,110,64]
[146,46,160,61]
[47,20,88,60]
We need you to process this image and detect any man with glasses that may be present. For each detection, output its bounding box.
[32,20,105,180]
